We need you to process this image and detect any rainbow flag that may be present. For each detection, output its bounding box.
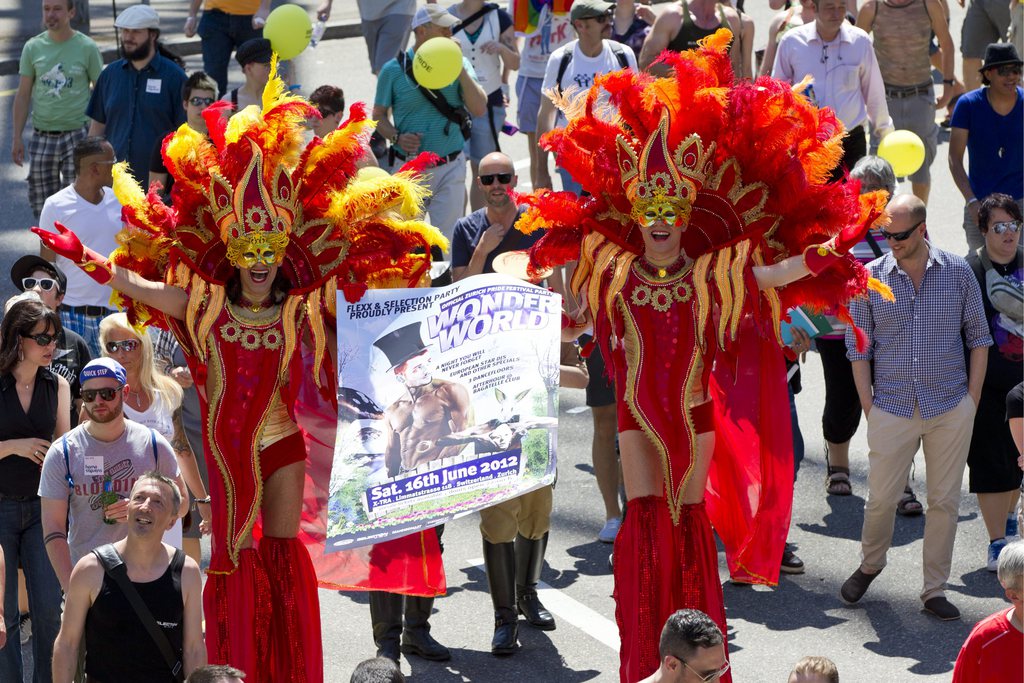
[513,0,573,33]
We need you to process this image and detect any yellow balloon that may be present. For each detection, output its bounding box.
[263,4,311,61]
[877,130,926,178]
[413,37,463,90]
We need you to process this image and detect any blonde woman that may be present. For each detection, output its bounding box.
[98,313,210,555]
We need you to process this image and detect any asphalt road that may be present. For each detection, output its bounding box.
[2,2,1013,681]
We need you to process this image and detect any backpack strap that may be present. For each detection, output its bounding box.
[93,544,184,682]
[150,428,158,466]
[230,88,239,109]
[609,41,629,69]
[63,434,73,490]
[555,48,573,94]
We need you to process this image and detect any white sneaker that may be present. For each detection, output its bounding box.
[598,517,622,544]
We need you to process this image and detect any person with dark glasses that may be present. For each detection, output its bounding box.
[842,194,993,622]
[149,71,218,202]
[37,357,189,606]
[450,151,554,655]
[639,609,730,683]
[0,296,70,683]
[949,43,1023,252]
[964,193,1024,572]
[10,254,92,426]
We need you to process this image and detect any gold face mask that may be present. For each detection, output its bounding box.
[635,201,688,228]
[227,233,289,269]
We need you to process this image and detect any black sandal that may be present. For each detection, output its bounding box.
[896,487,924,516]
[826,466,852,496]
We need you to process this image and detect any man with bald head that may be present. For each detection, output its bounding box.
[840,194,992,621]
[451,152,542,281]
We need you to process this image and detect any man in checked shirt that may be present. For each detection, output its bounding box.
[839,194,993,622]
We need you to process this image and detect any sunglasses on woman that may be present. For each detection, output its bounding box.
[996,65,1023,77]
[479,173,513,186]
[991,220,1021,235]
[105,339,141,353]
[81,387,122,403]
[21,332,57,346]
[22,277,58,291]
[880,220,924,241]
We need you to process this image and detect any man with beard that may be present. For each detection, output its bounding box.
[38,358,187,593]
[52,472,205,683]
[450,151,557,655]
[86,5,186,184]
[12,0,102,218]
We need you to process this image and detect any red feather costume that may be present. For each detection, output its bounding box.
[514,31,890,682]
[103,66,450,682]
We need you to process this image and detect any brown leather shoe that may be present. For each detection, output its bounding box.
[840,567,881,604]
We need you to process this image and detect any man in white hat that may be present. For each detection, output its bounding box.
[86,4,187,183]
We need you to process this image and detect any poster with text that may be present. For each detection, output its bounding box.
[326,274,561,551]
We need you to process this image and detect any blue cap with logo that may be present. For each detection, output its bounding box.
[79,358,127,386]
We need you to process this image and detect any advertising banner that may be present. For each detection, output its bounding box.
[326,274,561,551]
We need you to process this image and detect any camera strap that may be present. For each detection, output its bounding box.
[398,51,470,134]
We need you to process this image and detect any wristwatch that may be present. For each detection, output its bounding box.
[942,78,955,85]
[390,131,400,145]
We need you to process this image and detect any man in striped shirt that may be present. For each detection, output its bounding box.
[840,194,992,621]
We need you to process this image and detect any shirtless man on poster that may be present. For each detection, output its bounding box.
[375,324,473,476]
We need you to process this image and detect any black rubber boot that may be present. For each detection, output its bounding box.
[483,539,519,655]
[401,596,451,661]
[369,591,404,663]
[515,533,556,631]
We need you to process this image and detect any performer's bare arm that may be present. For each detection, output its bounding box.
[108,267,189,321]
[751,253,812,290]
[445,383,473,434]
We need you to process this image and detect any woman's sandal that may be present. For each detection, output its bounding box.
[826,466,852,496]
[897,487,924,516]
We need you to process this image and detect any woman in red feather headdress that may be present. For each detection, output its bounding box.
[503,30,893,682]
[32,63,449,683]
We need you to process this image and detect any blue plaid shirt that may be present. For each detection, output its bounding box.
[846,245,992,420]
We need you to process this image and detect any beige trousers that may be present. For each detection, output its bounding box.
[479,485,553,544]
[860,395,977,602]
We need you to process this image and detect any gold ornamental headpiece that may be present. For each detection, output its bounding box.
[209,139,297,268]
[617,113,712,227]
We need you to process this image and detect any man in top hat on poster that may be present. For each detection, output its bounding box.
[375,322,473,477]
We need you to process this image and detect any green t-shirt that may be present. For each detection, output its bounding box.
[19,31,103,132]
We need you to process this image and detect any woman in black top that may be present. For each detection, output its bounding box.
[0,296,71,682]
[965,194,1024,572]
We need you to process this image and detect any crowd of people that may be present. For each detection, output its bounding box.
[0,0,1021,681]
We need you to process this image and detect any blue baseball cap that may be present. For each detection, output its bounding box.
[79,358,127,386]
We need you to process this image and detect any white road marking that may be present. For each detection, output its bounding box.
[466,556,620,652]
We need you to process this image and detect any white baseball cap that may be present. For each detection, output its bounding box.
[411,5,460,29]
[114,5,161,30]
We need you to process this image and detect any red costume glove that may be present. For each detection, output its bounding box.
[802,219,871,276]
[32,222,113,285]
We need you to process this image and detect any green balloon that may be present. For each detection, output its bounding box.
[263,4,312,61]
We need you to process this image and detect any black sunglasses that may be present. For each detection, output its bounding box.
[22,277,58,291]
[82,387,122,403]
[479,173,513,186]
[21,332,57,346]
[991,220,1022,235]
[996,65,1023,76]
[189,96,216,107]
[105,339,141,353]
[585,13,611,23]
[880,220,924,241]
